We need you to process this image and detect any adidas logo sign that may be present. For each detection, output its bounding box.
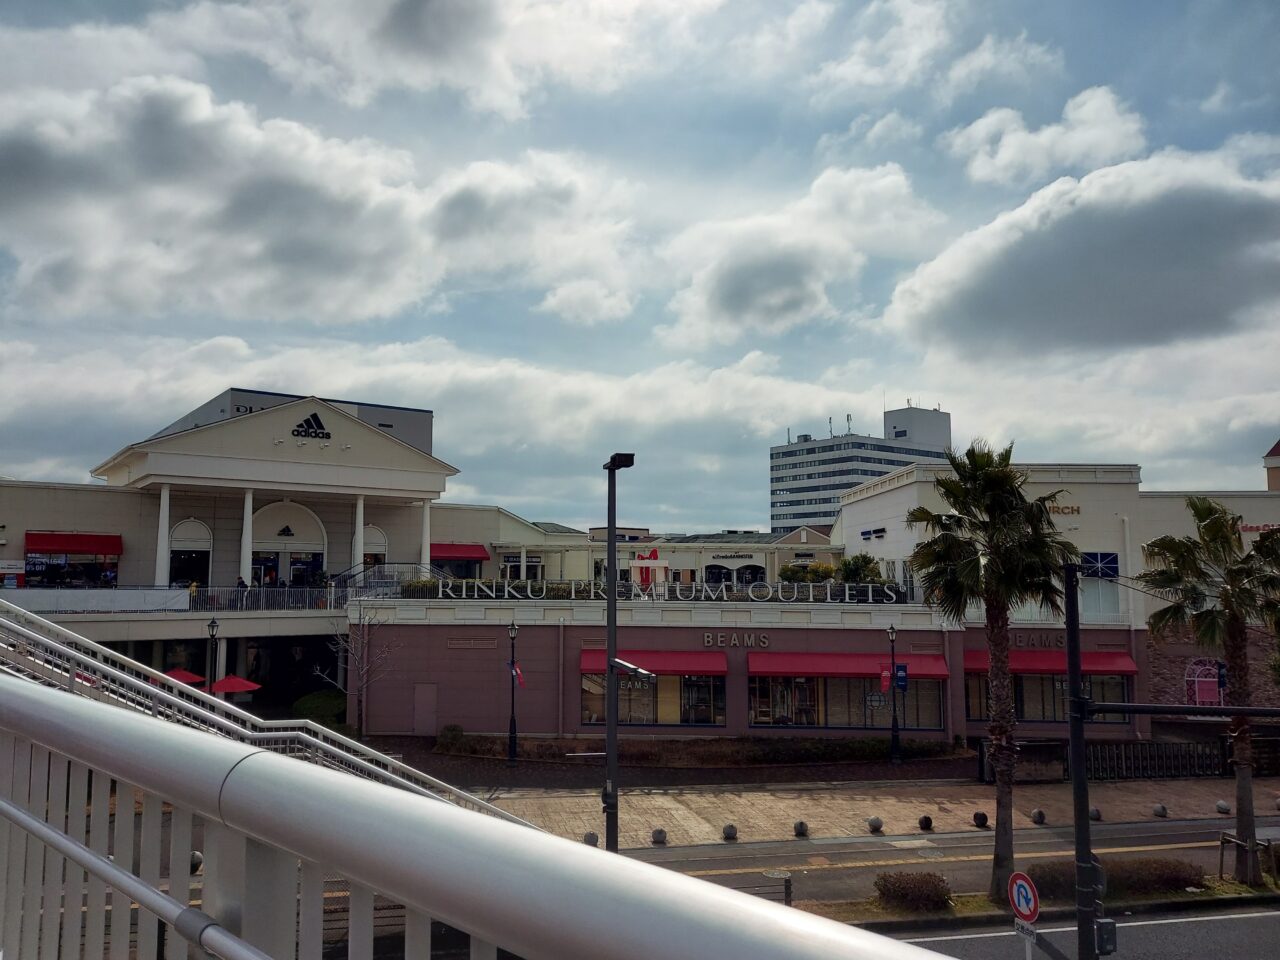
[292,413,331,439]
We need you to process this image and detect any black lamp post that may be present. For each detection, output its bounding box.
[205,618,219,699]
[602,451,635,853]
[887,623,901,765]
[507,620,519,765]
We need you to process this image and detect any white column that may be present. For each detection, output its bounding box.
[419,500,432,570]
[354,495,365,574]
[519,546,527,581]
[153,483,171,587]
[240,489,254,584]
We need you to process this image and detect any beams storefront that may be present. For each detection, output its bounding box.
[358,608,1148,742]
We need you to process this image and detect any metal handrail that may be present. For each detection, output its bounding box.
[0,673,944,960]
[0,598,532,827]
[0,796,272,960]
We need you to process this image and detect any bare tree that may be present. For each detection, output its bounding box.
[315,601,400,737]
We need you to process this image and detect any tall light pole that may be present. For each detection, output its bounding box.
[205,618,219,700]
[887,623,901,765]
[603,451,634,853]
[507,620,519,765]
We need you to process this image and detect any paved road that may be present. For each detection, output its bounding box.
[630,816,1280,901]
[899,907,1280,959]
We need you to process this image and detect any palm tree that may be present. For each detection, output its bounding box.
[1137,497,1280,884]
[907,441,1079,901]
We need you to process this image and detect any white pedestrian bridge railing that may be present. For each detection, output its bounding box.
[0,597,529,826]
[0,672,946,959]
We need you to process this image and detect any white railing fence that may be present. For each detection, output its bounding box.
[0,673,945,959]
[3,585,344,615]
[0,597,530,827]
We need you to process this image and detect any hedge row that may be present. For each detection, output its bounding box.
[432,729,955,766]
[1029,857,1203,900]
[874,872,952,911]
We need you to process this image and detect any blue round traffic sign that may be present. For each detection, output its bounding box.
[1008,871,1039,922]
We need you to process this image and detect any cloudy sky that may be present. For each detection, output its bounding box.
[1,1,1277,531]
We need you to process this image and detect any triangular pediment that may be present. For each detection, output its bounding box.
[93,397,457,497]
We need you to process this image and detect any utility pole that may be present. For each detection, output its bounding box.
[1065,562,1098,960]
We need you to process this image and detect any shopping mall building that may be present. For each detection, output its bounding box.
[2,389,1279,744]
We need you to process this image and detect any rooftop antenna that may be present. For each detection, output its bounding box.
[787,427,792,444]
[846,413,852,434]
[828,417,833,438]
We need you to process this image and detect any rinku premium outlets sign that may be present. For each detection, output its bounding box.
[422,580,909,604]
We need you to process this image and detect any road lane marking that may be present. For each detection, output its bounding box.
[685,840,1215,877]
[906,910,1280,942]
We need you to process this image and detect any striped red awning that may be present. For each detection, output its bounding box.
[746,652,950,679]
[579,650,727,676]
[25,531,124,555]
[963,649,1138,675]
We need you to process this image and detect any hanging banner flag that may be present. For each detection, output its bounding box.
[511,661,526,688]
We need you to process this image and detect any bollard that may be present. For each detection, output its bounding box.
[723,823,738,841]
[918,815,933,831]
[793,820,809,838]
[1216,800,1231,814]
[1030,808,1046,825]
[1152,804,1167,818]
[972,811,988,828]
[583,832,599,847]
[867,816,883,833]
[651,828,667,845]
[1089,807,1102,821]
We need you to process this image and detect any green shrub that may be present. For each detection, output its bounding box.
[840,553,886,584]
[292,690,346,728]
[875,871,951,911]
[400,578,437,598]
[1028,857,1203,900]
[437,724,466,750]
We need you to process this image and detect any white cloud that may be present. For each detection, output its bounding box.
[657,164,945,349]
[809,0,954,105]
[939,31,1063,105]
[884,144,1280,353]
[731,1,835,79]
[0,79,637,326]
[941,86,1146,184]
[148,0,723,118]
[424,150,640,323]
[0,77,435,323]
[0,22,207,93]
[865,110,924,146]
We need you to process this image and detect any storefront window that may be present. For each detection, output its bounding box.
[581,674,726,726]
[23,553,119,587]
[748,676,943,729]
[965,674,1129,723]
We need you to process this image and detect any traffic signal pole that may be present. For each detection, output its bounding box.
[1064,562,1099,960]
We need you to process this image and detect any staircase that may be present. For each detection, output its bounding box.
[0,596,530,827]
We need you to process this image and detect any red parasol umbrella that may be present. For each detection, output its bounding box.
[163,668,206,685]
[208,674,261,694]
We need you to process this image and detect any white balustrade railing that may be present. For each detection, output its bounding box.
[2,585,343,614]
[0,597,531,827]
[0,671,945,959]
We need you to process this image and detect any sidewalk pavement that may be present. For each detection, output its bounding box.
[488,777,1280,849]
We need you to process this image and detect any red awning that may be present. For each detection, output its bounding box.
[963,649,1138,675]
[430,543,490,561]
[25,531,124,555]
[747,652,951,679]
[579,650,728,676]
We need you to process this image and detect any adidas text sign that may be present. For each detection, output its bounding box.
[292,413,331,439]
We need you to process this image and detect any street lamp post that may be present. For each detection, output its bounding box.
[602,451,635,853]
[887,624,901,765]
[507,620,519,765]
[205,618,219,699]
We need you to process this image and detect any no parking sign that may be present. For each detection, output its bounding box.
[1008,871,1040,923]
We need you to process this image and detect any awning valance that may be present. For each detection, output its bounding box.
[431,543,491,561]
[963,649,1138,675]
[25,531,124,555]
[579,650,728,676]
[747,652,950,679]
